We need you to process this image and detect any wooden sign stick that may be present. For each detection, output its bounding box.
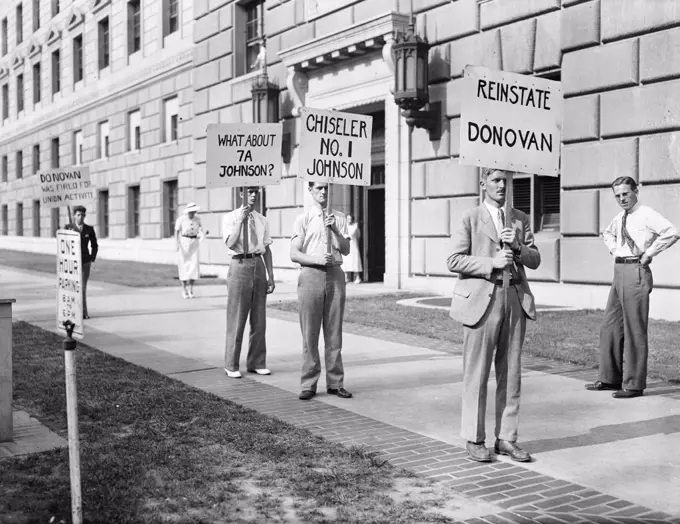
[503,172,514,310]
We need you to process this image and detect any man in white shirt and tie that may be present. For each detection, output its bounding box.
[586,176,679,398]
[222,187,275,379]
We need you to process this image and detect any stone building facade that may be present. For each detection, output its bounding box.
[1,0,680,319]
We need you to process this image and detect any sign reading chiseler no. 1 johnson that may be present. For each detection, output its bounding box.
[459,65,562,177]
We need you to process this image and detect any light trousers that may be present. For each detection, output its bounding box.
[461,285,526,444]
[224,257,267,372]
[599,262,652,390]
[298,265,346,392]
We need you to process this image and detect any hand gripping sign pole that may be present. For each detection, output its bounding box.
[62,319,83,524]
[242,186,249,257]
[325,183,333,258]
[502,173,513,310]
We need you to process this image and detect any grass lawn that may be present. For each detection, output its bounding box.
[0,248,224,288]
[2,321,463,524]
[269,293,680,383]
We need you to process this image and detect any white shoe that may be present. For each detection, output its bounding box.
[188,291,195,298]
[247,368,271,375]
[182,290,189,299]
[354,277,362,284]
[224,369,242,379]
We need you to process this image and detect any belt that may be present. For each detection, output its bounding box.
[614,256,640,264]
[301,264,340,271]
[181,234,198,238]
[495,279,517,286]
[232,253,260,259]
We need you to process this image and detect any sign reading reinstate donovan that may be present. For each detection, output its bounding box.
[38,166,95,208]
[459,65,562,176]
[298,107,373,187]
[205,123,283,188]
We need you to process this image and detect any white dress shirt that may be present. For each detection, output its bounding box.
[603,203,679,258]
[222,209,272,255]
[291,207,349,265]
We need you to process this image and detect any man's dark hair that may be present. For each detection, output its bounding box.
[611,176,637,191]
[72,205,87,214]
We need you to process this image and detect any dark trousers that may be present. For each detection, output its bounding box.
[82,262,91,317]
[599,263,653,390]
[298,265,346,392]
[224,257,267,372]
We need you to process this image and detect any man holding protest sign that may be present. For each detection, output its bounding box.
[65,205,98,320]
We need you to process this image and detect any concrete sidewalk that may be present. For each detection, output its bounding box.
[4,266,680,524]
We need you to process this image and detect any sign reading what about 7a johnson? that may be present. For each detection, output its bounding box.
[298,107,373,187]
[56,229,84,340]
[459,65,562,176]
[205,123,283,188]
[38,166,94,208]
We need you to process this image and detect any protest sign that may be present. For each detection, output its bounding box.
[56,229,83,340]
[298,108,373,187]
[459,65,562,176]
[38,166,94,209]
[205,123,283,188]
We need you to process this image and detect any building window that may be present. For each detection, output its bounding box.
[245,1,263,73]
[512,175,561,233]
[51,137,59,167]
[73,34,83,84]
[33,0,40,31]
[163,96,179,142]
[98,189,109,237]
[32,143,39,174]
[50,207,59,236]
[98,120,110,159]
[127,185,140,237]
[1,83,7,120]
[163,179,178,237]
[32,62,41,103]
[51,0,59,17]
[1,18,7,56]
[51,50,60,94]
[16,4,23,45]
[128,109,141,151]
[127,0,141,55]
[16,202,23,236]
[16,150,23,179]
[1,155,7,182]
[163,0,179,37]
[1,205,7,235]
[17,74,24,113]
[32,199,40,236]
[98,17,110,70]
[73,130,83,165]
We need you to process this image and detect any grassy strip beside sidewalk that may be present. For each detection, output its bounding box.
[2,321,459,524]
[0,248,224,287]
[269,293,680,384]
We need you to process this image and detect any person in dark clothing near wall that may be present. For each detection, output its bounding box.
[65,205,98,319]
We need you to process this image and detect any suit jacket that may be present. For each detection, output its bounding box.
[447,205,541,327]
[65,223,99,264]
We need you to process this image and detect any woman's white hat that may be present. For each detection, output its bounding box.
[185,202,200,213]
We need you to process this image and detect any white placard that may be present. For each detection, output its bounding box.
[56,230,83,340]
[205,123,283,188]
[38,166,94,209]
[298,107,373,187]
[459,65,562,176]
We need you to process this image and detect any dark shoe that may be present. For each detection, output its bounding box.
[466,441,491,462]
[83,315,90,320]
[327,387,353,398]
[299,390,316,401]
[612,389,643,399]
[495,439,532,462]
[585,380,621,391]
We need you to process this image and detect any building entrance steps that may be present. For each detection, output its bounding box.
[4,266,680,523]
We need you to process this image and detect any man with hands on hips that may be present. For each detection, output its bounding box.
[290,182,352,401]
[447,167,541,463]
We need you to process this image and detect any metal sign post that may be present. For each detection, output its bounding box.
[62,320,82,524]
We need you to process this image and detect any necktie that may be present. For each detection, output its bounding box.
[498,208,505,237]
[248,215,257,253]
[620,211,637,254]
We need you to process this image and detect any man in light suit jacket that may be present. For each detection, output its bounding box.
[447,168,541,463]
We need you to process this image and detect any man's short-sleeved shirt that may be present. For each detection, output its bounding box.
[291,207,349,265]
[222,209,272,256]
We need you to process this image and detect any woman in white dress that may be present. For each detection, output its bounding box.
[343,213,363,283]
[175,203,207,298]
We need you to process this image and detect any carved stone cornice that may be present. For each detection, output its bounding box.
[66,7,85,32]
[28,40,42,59]
[46,27,62,46]
[91,0,112,15]
[0,67,7,80]
[12,53,25,71]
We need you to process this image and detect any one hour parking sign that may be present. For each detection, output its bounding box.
[56,229,83,340]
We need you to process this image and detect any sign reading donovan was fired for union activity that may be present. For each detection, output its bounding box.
[459,65,562,177]
[56,229,84,340]
[298,107,373,187]
[205,123,283,188]
[38,166,94,209]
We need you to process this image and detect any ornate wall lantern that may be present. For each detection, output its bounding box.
[392,5,439,138]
